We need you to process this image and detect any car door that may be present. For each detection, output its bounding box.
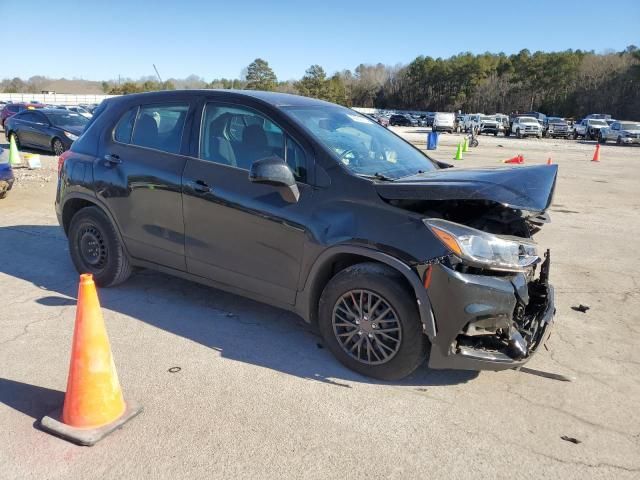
[94,101,193,271]
[181,99,312,306]
[608,122,619,141]
[29,111,52,148]
[14,111,42,146]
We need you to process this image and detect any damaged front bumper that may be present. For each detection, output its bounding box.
[424,253,555,371]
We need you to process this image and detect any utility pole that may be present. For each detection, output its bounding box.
[153,64,163,84]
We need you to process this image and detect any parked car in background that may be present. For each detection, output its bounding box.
[523,111,547,127]
[511,116,542,138]
[55,90,557,380]
[573,118,608,140]
[478,115,500,135]
[5,108,89,155]
[389,114,418,127]
[585,113,611,120]
[598,120,640,145]
[432,112,455,133]
[543,117,569,138]
[0,151,14,199]
[59,105,93,119]
[1,103,43,130]
[463,113,481,132]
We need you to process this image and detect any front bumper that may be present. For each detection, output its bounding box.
[425,253,555,371]
[620,136,640,144]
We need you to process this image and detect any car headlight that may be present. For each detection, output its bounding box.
[425,219,539,272]
[64,131,78,141]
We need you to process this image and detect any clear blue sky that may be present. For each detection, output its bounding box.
[4,0,639,81]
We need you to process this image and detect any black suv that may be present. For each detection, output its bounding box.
[389,114,418,127]
[56,90,557,380]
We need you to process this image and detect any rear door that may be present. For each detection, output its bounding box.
[95,101,194,271]
[29,111,53,148]
[181,99,312,305]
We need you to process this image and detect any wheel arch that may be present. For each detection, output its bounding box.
[296,246,436,338]
[61,194,126,248]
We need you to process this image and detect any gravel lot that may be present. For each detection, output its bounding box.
[1,129,639,479]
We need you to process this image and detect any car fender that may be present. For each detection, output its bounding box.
[59,191,131,257]
[297,244,437,338]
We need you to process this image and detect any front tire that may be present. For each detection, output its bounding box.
[516,129,522,139]
[318,263,427,381]
[52,138,65,156]
[68,206,132,287]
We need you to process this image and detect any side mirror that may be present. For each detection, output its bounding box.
[249,156,300,203]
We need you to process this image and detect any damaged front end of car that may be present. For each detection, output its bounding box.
[377,164,558,370]
[417,248,554,370]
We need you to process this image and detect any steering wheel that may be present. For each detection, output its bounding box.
[338,148,356,162]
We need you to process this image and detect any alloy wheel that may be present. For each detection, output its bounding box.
[53,139,64,156]
[332,289,402,365]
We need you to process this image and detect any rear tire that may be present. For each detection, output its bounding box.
[9,132,20,149]
[318,262,427,381]
[68,206,132,287]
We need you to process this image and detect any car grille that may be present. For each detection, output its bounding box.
[524,126,538,132]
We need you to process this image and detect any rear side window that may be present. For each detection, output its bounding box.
[131,104,189,154]
[114,107,137,144]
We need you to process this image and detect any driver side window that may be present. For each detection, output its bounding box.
[199,102,307,182]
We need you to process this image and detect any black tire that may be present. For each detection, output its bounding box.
[318,262,427,381]
[9,131,20,149]
[599,133,606,144]
[516,129,522,139]
[0,191,7,199]
[68,206,132,287]
[52,138,65,156]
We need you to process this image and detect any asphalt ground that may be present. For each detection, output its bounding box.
[1,128,639,479]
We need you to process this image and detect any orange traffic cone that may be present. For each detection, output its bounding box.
[547,157,552,165]
[503,155,520,164]
[40,274,142,446]
[592,144,600,162]
[518,154,525,164]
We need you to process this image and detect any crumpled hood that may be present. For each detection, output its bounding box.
[376,164,558,213]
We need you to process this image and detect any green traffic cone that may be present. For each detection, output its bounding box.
[454,142,463,160]
[8,135,22,166]
[463,137,469,153]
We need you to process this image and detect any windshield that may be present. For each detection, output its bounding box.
[284,105,437,179]
[548,117,565,123]
[480,116,494,121]
[45,112,89,129]
[620,122,640,130]
[520,117,538,123]
[589,120,607,126]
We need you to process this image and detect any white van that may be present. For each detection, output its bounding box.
[432,112,455,133]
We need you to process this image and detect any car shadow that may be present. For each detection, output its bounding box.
[0,224,478,387]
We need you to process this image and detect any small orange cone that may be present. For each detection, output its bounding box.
[592,144,600,162]
[40,274,142,446]
[518,154,525,164]
[547,157,552,165]
[503,155,520,164]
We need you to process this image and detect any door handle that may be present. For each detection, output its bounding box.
[104,153,121,165]
[191,179,212,193]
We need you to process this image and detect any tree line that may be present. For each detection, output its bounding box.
[2,47,639,118]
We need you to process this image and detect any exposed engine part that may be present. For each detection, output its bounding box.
[463,316,510,336]
[385,199,543,239]
[507,327,528,359]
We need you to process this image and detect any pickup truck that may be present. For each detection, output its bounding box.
[573,118,608,140]
[511,116,542,138]
[598,120,640,145]
[478,115,500,135]
[543,117,570,138]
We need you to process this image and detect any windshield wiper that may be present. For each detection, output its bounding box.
[358,172,393,181]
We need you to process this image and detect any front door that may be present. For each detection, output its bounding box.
[95,101,192,271]
[182,100,311,305]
